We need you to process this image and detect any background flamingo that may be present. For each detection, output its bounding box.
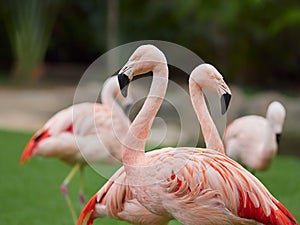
[78,45,297,225]
[20,76,131,224]
[223,101,286,173]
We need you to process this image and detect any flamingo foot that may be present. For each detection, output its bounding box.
[79,192,85,204]
[60,183,68,196]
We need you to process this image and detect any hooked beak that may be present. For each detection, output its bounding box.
[118,73,130,97]
[220,93,231,115]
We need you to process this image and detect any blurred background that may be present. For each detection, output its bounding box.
[0,1,299,224]
[1,0,300,86]
[0,0,299,153]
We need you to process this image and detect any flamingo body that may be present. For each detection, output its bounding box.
[21,103,124,164]
[21,76,131,165]
[79,147,297,225]
[224,101,286,171]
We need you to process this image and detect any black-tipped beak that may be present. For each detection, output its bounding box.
[118,73,130,97]
[276,133,281,144]
[221,93,231,115]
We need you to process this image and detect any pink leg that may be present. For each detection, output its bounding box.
[79,192,85,204]
[79,165,85,204]
[60,164,81,224]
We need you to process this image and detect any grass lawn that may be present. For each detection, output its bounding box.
[0,129,299,225]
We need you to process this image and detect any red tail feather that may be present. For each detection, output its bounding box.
[269,200,298,225]
[238,190,298,225]
[20,139,35,164]
[20,130,50,164]
[77,194,97,225]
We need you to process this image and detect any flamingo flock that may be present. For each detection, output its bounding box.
[20,44,298,225]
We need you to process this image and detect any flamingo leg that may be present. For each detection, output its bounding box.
[79,165,85,204]
[61,163,81,194]
[60,163,81,225]
[64,192,77,225]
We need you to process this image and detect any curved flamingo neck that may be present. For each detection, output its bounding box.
[122,65,168,167]
[189,79,225,153]
[101,78,127,120]
[101,79,117,108]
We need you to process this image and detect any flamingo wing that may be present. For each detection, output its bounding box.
[157,148,297,225]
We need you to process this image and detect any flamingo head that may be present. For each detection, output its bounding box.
[190,63,232,115]
[266,101,286,142]
[101,75,134,110]
[118,45,167,97]
[20,129,51,165]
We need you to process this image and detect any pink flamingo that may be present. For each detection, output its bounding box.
[77,62,231,225]
[78,45,297,225]
[223,101,286,172]
[20,76,131,224]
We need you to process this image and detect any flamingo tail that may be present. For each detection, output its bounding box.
[20,130,50,164]
[270,200,298,225]
[20,139,35,164]
[77,194,97,225]
[238,191,298,225]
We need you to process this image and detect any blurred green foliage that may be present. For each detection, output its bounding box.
[0,0,299,88]
[1,0,63,82]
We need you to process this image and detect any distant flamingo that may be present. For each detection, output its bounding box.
[78,45,297,225]
[223,101,286,172]
[20,76,131,224]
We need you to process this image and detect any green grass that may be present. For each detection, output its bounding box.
[0,130,128,225]
[0,129,299,225]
